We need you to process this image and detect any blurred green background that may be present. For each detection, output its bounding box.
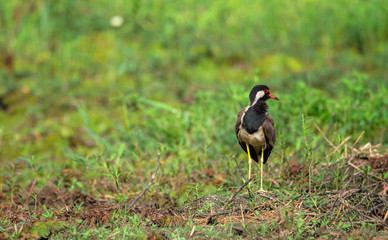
[0,0,387,199]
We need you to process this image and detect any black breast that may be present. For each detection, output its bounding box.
[242,107,267,134]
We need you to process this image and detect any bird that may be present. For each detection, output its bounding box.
[235,85,279,191]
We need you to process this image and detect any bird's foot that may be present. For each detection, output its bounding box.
[258,188,267,193]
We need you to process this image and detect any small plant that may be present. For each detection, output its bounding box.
[382,172,388,181]
[302,114,313,191]
[106,168,122,192]
[294,211,307,239]
[362,165,371,187]
[42,205,54,218]
[73,202,84,214]
[186,183,203,200]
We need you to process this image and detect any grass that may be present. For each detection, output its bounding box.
[1,0,388,239]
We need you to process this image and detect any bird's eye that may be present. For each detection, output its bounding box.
[264,89,269,93]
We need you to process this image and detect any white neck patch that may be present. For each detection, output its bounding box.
[251,90,265,106]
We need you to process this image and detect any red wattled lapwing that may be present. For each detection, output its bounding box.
[235,85,279,191]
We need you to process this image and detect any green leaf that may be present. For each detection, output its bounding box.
[30,220,67,238]
[30,222,51,238]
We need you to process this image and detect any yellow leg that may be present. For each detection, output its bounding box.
[246,143,252,187]
[259,146,265,192]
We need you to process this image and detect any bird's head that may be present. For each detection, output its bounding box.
[249,85,279,105]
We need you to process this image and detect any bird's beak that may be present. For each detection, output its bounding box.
[269,93,279,100]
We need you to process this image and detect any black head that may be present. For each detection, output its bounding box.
[249,85,279,105]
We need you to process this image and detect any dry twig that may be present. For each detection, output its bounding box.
[313,114,335,150]
[352,130,365,147]
[189,225,196,237]
[311,118,337,150]
[240,204,245,223]
[222,175,256,211]
[126,153,161,209]
[24,177,37,205]
[206,175,255,224]
[233,155,253,199]
[331,136,352,155]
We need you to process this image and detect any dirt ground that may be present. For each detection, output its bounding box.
[1,145,388,239]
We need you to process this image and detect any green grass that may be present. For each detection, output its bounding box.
[1,0,388,239]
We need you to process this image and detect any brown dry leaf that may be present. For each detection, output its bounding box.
[144,208,186,227]
[369,154,388,170]
[287,160,306,177]
[146,231,168,240]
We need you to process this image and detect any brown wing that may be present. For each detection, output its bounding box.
[235,106,248,137]
[261,114,276,164]
[235,107,259,162]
